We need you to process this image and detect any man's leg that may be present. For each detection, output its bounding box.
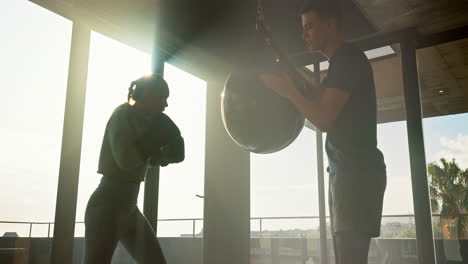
[120,207,167,264]
[329,167,385,264]
[334,231,371,264]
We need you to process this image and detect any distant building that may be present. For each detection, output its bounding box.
[2,232,19,238]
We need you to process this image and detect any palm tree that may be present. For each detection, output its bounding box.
[428,158,468,239]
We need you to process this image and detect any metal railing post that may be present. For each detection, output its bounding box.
[313,59,328,264]
[259,218,263,238]
[193,220,196,238]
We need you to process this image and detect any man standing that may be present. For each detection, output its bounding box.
[260,1,386,263]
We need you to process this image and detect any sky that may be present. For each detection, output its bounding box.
[1,0,467,237]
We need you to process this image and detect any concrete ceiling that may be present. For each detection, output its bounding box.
[30,0,468,123]
[371,40,467,123]
[29,0,378,72]
[354,0,468,35]
[352,0,468,122]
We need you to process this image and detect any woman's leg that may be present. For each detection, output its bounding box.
[84,195,120,264]
[120,207,167,264]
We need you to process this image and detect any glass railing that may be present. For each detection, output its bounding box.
[1,214,466,238]
[1,214,466,263]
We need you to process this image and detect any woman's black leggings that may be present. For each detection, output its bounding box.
[84,177,166,264]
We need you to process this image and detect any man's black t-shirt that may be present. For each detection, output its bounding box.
[322,43,385,173]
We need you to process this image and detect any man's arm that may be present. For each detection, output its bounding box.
[290,86,350,132]
[259,73,350,132]
[296,67,325,94]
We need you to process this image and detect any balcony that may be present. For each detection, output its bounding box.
[1,214,466,264]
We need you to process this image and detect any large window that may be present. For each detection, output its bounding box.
[156,63,207,237]
[251,129,318,218]
[418,39,468,263]
[0,0,72,237]
[250,129,319,263]
[365,44,418,263]
[423,113,468,260]
[75,31,152,236]
[376,121,415,234]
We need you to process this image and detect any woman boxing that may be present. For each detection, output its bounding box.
[84,74,181,264]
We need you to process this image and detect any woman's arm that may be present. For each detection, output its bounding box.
[107,109,148,170]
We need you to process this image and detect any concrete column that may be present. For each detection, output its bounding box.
[50,22,90,264]
[401,36,436,264]
[203,72,251,264]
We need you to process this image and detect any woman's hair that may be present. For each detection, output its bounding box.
[127,73,169,103]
